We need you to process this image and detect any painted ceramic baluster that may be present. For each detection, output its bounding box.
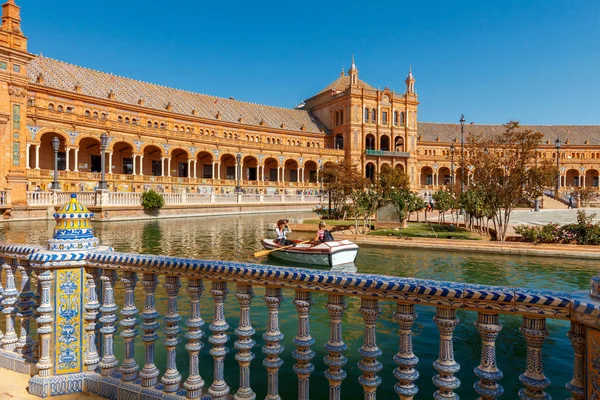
[566,322,585,400]
[139,273,160,387]
[99,269,119,376]
[263,287,284,400]
[293,291,315,400]
[474,313,503,400]
[161,275,182,393]
[1,261,18,350]
[393,303,419,400]
[324,294,347,400]
[0,263,4,345]
[209,281,230,400]
[16,261,34,355]
[32,269,42,358]
[433,307,460,400]
[83,267,101,372]
[519,317,551,399]
[184,278,205,400]
[119,271,139,381]
[358,298,382,400]
[234,284,256,400]
[35,269,53,377]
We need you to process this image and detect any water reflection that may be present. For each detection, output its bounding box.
[0,212,596,399]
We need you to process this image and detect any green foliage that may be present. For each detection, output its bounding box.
[141,189,165,210]
[369,223,480,240]
[389,188,425,225]
[432,189,456,223]
[321,160,367,219]
[515,210,600,245]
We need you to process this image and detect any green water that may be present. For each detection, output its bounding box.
[1,213,598,399]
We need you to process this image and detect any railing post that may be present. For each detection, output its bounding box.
[209,281,230,400]
[1,260,19,351]
[358,298,382,400]
[0,265,4,345]
[84,267,101,372]
[161,275,182,393]
[119,271,139,382]
[184,278,205,399]
[393,303,419,400]
[31,270,41,359]
[211,193,216,204]
[433,307,460,399]
[518,317,550,399]
[15,260,34,356]
[566,321,585,400]
[263,287,284,400]
[260,194,264,203]
[324,294,347,400]
[474,313,503,400]
[99,269,119,377]
[234,284,256,400]
[139,273,160,387]
[293,291,315,400]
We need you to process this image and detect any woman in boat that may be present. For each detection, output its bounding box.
[275,219,294,246]
[312,221,335,244]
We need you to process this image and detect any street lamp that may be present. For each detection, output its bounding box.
[51,137,60,190]
[449,144,455,192]
[534,146,540,212]
[98,133,109,190]
[235,153,242,193]
[555,138,561,198]
[459,114,466,214]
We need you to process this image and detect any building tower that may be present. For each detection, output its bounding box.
[405,66,415,94]
[349,55,359,86]
[0,0,34,205]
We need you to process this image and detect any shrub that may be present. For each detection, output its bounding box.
[516,211,600,245]
[141,189,164,210]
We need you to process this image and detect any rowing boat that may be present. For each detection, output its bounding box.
[260,238,359,267]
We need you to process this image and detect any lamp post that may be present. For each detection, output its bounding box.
[319,165,324,205]
[555,138,561,198]
[235,153,242,193]
[459,114,465,214]
[449,144,455,192]
[51,137,60,190]
[534,146,540,211]
[98,133,109,190]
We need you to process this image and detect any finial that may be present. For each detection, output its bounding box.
[407,65,414,80]
[349,54,357,72]
[70,193,77,199]
[340,68,344,77]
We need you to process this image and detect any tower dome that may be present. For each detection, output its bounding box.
[48,193,99,251]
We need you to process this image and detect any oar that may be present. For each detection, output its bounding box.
[254,240,312,257]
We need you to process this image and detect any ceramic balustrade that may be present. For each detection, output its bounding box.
[0,190,8,206]
[2,199,600,400]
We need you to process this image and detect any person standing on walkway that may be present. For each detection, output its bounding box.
[568,194,573,209]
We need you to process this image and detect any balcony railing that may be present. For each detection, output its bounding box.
[0,212,599,399]
[365,149,410,157]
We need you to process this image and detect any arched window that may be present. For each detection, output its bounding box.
[101,112,108,120]
[174,125,179,131]
[125,117,130,123]
[118,116,123,123]
[48,103,55,111]
[66,106,73,113]
[267,138,271,144]
[132,118,137,125]
[394,111,399,125]
[364,108,369,122]
[153,122,158,128]
[371,109,377,122]
[57,105,64,112]
[84,109,91,117]
[93,111,99,118]
[400,112,405,124]
[160,123,165,129]
[147,120,152,127]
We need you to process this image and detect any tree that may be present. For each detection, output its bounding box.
[389,188,425,229]
[432,189,455,223]
[321,160,367,219]
[349,185,381,233]
[461,121,556,241]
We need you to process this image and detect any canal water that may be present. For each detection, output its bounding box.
[1,212,598,399]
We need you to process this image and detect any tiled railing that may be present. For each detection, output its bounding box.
[25,192,325,207]
[0,190,9,206]
[0,242,599,399]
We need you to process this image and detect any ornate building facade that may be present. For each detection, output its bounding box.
[0,0,599,207]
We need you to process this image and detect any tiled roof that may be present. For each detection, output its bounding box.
[419,122,600,146]
[27,56,327,134]
[316,73,375,96]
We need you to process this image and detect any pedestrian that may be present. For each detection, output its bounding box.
[429,194,434,211]
[568,194,573,209]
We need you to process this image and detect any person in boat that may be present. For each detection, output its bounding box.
[275,219,294,246]
[312,221,335,243]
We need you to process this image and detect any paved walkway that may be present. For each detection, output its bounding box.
[0,368,103,400]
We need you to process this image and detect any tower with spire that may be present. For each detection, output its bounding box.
[349,55,359,86]
[405,66,415,94]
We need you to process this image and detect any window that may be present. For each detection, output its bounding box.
[364,108,369,122]
[371,109,377,123]
[203,164,213,178]
[57,152,66,170]
[118,116,123,123]
[153,122,158,128]
[101,112,108,120]
[93,111,98,118]
[394,111,398,125]
[340,110,344,124]
[147,121,152,127]
[48,103,55,111]
[132,118,137,125]
[66,107,74,113]
[123,158,134,175]
[57,105,64,112]
[226,166,235,180]
[125,117,130,123]
[151,160,161,176]
[84,110,91,117]
[382,111,388,124]
[160,123,165,129]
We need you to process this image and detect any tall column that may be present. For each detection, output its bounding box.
[234,161,238,181]
[234,284,256,400]
[474,313,503,400]
[83,268,101,372]
[209,281,230,400]
[193,160,198,179]
[35,144,40,170]
[15,262,34,355]
[184,278,205,400]
[293,291,314,400]
[324,294,347,400]
[34,270,53,377]
[263,287,284,400]
[99,269,119,377]
[433,307,460,399]
[132,155,136,176]
[161,276,182,393]
[281,167,285,183]
[211,161,216,179]
[139,273,160,387]
[139,155,144,176]
[519,317,550,399]
[566,322,585,400]
[26,143,30,169]
[119,271,139,382]
[161,158,165,177]
[277,167,280,182]
[167,158,171,177]
[393,303,419,400]
[358,298,382,400]
[73,149,79,172]
[187,159,192,178]
[217,162,221,180]
[65,148,70,172]
[108,152,113,175]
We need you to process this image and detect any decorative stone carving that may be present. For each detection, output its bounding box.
[8,84,27,98]
[15,262,34,355]
[83,268,101,372]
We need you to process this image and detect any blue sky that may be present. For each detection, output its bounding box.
[22,0,600,125]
